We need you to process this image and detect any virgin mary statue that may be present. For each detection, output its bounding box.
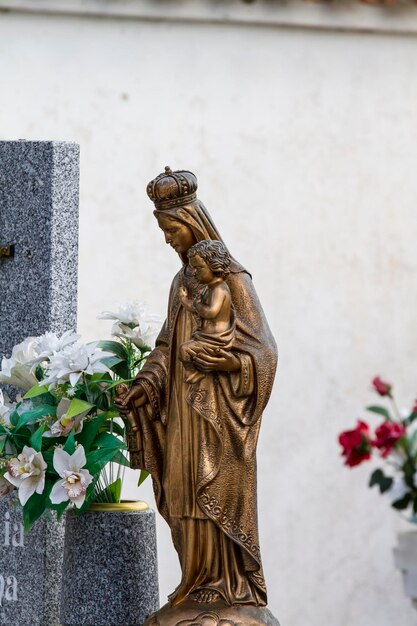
[116,167,278,610]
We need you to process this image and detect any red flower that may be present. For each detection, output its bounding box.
[372,376,392,397]
[374,421,405,457]
[338,420,372,467]
[412,400,417,414]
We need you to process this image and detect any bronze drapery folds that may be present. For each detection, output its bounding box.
[115,167,279,626]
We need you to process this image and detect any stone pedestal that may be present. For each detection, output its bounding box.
[60,504,159,626]
[0,140,79,366]
[0,495,65,626]
[145,599,280,626]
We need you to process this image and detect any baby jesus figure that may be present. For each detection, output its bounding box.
[179,239,235,384]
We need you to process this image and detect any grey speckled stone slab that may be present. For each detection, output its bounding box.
[0,140,79,367]
[0,140,79,624]
[0,494,65,626]
[60,508,159,626]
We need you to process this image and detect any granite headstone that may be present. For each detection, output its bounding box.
[0,140,80,626]
[0,495,65,626]
[0,140,79,359]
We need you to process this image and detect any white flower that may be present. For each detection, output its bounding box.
[5,446,47,506]
[41,341,113,388]
[0,390,13,427]
[99,301,162,348]
[99,301,148,325]
[33,330,80,362]
[386,476,410,504]
[44,398,89,438]
[0,475,14,497]
[0,337,40,391]
[50,446,93,508]
[110,321,158,349]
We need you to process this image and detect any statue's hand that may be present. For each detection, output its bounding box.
[114,383,148,416]
[193,347,240,373]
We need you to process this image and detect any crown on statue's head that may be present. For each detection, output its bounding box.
[147,166,198,210]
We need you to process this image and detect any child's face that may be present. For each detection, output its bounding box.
[190,254,215,284]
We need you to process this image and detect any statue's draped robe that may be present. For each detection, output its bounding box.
[131,202,277,606]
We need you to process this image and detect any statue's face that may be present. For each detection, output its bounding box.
[189,254,214,285]
[157,215,196,254]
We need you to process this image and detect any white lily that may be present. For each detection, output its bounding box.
[99,301,150,325]
[110,321,160,349]
[5,446,47,506]
[44,398,89,438]
[50,446,93,508]
[33,330,80,362]
[41,341,113,389]
[99,301,162,348]
[0,337,40,391]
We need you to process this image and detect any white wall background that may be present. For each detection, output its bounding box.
[1,5,417,625]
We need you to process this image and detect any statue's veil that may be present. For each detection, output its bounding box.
[154,200,247,274]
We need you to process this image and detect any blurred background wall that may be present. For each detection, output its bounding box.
[1,2,417,624]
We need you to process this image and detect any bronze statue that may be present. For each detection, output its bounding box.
[115,167,279,626]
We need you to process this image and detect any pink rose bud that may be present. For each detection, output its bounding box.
[372,376,392,397]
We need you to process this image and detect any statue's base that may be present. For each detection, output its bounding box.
[144,599,280,626]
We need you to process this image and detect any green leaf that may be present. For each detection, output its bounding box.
[76,412,113,454]
[29,424,46,452]
[43,450,54,466]
[109,477,122,502]
[111,450,130,468]
[90,372,110,383]
[11,431,31,448]
[392,493,411,510]
[15,404,56,431]
[86,448,120,475]
[92,432,126,450]
[98,340,129,363]
[404,412,417,427]
[0,435,8,455]
[9,409,19,427]
[63,430,76,454]
[23,384,50,399]
[369,468,393,494]
[66,398,94,420]
[109,361,130,380]
[366,405,391,420]
[138,469,149,487]
[96,477,122,503]
[102,356,124,369]
[22,481,53,533]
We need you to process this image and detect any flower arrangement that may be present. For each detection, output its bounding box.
[0,302,161,531]
[339,376,417,519]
